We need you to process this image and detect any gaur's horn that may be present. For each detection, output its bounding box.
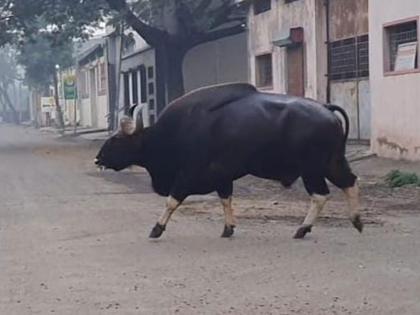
[120,116,135,135]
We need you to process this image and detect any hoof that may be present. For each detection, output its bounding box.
[352,215,363,233]
[221,225,235,238]
[293,225,312,239]
[149,223,166,239]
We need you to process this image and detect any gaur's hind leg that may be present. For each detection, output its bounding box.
[294,175,329,239]
[149,196,182,239]
[217,182,236,238]
[327,157,363,233]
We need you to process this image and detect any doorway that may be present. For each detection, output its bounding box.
[287,45,305,97]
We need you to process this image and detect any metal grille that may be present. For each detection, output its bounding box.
[329,35,369,80]
[256,54,273,88]
[388,22,418,71]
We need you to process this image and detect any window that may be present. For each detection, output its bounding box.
[384,20,418,73]
[139,65,147,103]
[147,66,154,79]
[149,99,155,110]
[255,54,273,88]
[148,82,154,95]
[329,35,369,80]
[254,0,271,15]
[131,70,138,105]
[98,62,107,94]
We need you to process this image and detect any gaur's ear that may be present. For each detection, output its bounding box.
[119,116,135,135]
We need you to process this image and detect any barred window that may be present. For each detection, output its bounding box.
[255,54,273,88]
[385,21,418,72]
[254,0,271,15]
[329,35,369,80]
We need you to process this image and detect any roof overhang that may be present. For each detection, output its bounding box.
[273,27,304,48]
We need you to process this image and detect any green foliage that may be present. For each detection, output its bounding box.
[0,0,108,46]
[385,170,420,188]
[17,36,74,89]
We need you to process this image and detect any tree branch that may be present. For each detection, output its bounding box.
[105,0,166,47]
[207,1,239,30]
[193,0,213,16]
[192,23,245,46]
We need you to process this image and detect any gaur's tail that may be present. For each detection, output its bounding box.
[324,104,349,142]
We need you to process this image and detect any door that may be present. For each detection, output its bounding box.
[89,68,98,128]
[287,45,305,97]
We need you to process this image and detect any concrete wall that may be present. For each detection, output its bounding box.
[329,0,369,41]
[370,0,420,160]
[247,0,327,101]
[183,32,249,92]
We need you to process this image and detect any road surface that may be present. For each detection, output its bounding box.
[1,124,420,315]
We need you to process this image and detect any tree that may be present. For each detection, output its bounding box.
[1,0,247,106]
[0,47,20,123]
[106,0,247,101]
[0,0,108,129]
[16,35,74,130]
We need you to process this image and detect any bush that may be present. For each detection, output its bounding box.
[385,170,420,188]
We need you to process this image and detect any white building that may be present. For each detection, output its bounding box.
[369,0,420,160]
[76,38,110,129]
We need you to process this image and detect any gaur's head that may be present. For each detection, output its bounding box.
[95,117,144,171]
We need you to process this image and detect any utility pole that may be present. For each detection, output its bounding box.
[53,64,65,134]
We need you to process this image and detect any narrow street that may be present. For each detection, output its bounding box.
[1,124,420,315]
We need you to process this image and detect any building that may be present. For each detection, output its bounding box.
[76,38,110,129]
[369,0,420,160]
[247,0,370,141]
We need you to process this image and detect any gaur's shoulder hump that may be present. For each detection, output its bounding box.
[159,83,258,118]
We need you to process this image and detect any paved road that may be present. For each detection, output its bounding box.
[1,124,420,315]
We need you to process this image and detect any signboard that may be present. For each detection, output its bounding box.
[63,74,76,100]
[41,97,54,113]
[395,41,418,71]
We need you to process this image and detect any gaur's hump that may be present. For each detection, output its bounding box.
[160,83,257,117]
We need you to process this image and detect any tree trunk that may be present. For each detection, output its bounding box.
[0,84,19,124]
[53,71,65,133]
[155,43,187,107]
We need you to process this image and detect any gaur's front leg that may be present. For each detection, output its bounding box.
[218,182,236,238]
[294,174,329,239]
[149,196,182,239]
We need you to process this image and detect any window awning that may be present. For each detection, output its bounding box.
[273,27,304,47]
